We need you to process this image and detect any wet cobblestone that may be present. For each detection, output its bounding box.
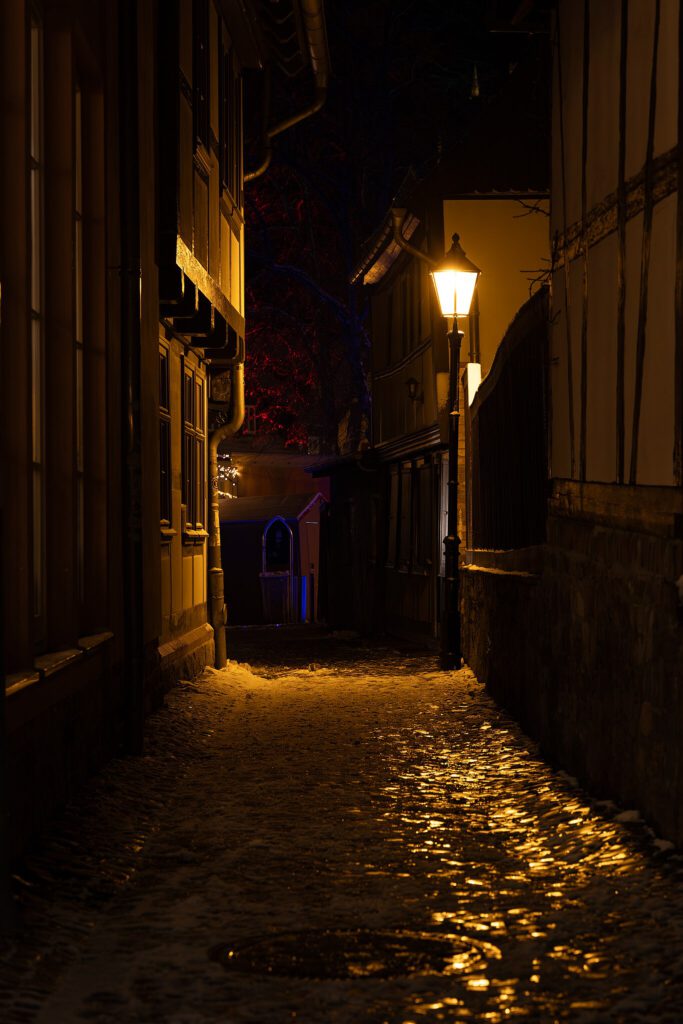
[2,628,683,1022]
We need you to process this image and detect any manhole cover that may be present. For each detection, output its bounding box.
[210,928,497,980]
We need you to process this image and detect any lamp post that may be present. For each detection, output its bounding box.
[431,233,480,670]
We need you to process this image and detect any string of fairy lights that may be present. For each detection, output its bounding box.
[216,454,239,498]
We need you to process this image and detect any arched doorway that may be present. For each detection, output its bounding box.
[260,516,296,623]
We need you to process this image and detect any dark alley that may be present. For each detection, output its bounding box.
[2,629,683,1022]
[3,0,683,1019]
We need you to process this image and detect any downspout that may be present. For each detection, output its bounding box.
[0,506,9,928]
[245,0,329,182]
[208,362,245,668]
[208,0,328,666]
[390,208,437,268]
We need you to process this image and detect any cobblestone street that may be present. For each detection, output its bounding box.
[3,628,683,1023]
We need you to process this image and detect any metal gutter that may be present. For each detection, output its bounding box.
[245,0,330,181]
[208,362,245,668]
[390,208,437,269]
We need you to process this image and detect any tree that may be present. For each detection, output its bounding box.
[243,0,547,450]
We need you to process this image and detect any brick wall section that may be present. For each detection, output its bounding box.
[461,512,683,845]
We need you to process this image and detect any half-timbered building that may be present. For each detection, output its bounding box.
[321,59,549,645]
[0,0,328,861]
[461,0,683,843]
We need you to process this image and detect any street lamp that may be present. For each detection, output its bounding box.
[431,233,480,670]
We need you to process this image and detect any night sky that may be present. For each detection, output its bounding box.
[243,0,549,449]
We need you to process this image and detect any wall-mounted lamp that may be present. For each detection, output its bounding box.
[406,377,421,402]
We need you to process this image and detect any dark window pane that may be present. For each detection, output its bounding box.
[386,467,398,568]
[183,431,192,507]
[195,437,204,527]
[196,379,204,431]
[160,418,171,523]
[398,464,412,570]
[265,520,291,572]
[192,0,210,149]
[184,370,194,425]
[415,462,432,570]
[159,349,169,410]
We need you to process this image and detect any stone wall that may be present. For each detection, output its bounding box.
[461,496,683,845]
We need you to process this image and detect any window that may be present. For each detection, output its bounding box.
[74,81,85,604]
[412,261,422,345]
[182,364,206,533]
[242,404,257,434]
[386,466,398,568]
[386,286,394,365]
[398,462,413,570]
[193,0,210,150]
[414,459,433,572]
[219,34,242,201]
[439,454,449,577]
[400,277,408,359]
[264,518,292,573]
[420,262,431,341]
[30,13,45,635]
[159,347,171,527]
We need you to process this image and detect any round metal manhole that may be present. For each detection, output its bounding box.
[209,928,498,980]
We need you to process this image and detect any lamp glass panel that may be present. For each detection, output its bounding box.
[431,269,478,316]
[454,271,477,316]
[432,269,457,317]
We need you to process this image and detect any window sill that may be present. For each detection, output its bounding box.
[5,633,115,695]
[5,670,41,697]
[182,528,208,546]
[34,648,83,678]
[78,631,114,653]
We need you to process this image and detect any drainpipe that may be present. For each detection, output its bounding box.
[245,0,329,182]
[208,362,245,668]
[390,208,437,268]
[0,508,10,930]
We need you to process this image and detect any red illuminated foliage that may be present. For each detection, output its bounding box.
[242,0,547,450]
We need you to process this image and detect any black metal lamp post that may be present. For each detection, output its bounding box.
[431,233,481,670]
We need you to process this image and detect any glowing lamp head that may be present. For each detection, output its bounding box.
[431,233,481,318]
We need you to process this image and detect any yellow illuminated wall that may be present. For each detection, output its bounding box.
[443,198,550,374]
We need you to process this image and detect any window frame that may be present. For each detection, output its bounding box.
[192,0,210,153]
[181,361,207,538]
[413,458,433,574]
[398,461,413,572]
[74,77,86,608]
[159,345,172,530]
[386,465,399,569]
[219,29,242,205]
[30,11,46,644]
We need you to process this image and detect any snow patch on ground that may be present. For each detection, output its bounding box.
[3,639,683,1023]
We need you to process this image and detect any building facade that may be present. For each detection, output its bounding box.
[461,0,683,844]
[1,0,126,861]
[0,0,327,861]
[322,66,550,644]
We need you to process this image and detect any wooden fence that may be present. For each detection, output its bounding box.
[468,286,548,551]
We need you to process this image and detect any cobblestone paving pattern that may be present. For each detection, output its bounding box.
[2,628,683,1023]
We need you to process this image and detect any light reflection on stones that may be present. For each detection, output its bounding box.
[366,667,678,1021]
[8,647,683,1023]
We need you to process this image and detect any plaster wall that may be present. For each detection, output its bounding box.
[550,0,679,487]
[159,333,210,659]
[442,199,550,375]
